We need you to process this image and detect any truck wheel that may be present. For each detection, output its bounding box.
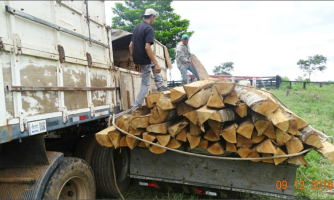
[92,145,130,197]
[74,135,97,165]
[42,157,96,199]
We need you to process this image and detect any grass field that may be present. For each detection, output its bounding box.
[111,83,334,199]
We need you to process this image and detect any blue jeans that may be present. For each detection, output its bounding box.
[131,63,164,111]
[180,65,200,85]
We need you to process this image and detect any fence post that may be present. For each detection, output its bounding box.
[276,75,281,89]
[289,81,292,89]
[303,82,306,90]
[320,83,322,87]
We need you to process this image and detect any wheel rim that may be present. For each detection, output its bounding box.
[58,176,87,199]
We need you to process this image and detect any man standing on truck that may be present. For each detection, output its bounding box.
[129,8,168,112]
[176,34,200,85]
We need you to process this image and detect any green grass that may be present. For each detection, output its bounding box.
[270,83,334,199]
[109,83,334,199]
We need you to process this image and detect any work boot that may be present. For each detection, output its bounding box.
[158,86,169,92]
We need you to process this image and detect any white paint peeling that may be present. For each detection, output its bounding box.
[44,69,52,77]
[6,111,13,119]
[21,95,42,116]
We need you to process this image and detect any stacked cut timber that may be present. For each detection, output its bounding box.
[96,80,331,166]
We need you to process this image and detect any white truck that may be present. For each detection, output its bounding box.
[0,1,296,199]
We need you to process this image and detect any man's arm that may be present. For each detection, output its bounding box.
[145,43,161,73]
[176,46,191,63]
[129,41,133,57]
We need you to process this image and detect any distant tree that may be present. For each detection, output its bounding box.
[297,54,327,81]
[213,62,234,75]
[111,1,194,63]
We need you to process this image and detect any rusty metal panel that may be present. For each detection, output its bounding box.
[90,68,108,106]
[119,72,134,110]
[1,52,14,120]
[130,148,297,198]
[62,63,87,110]
[19,55,58,116]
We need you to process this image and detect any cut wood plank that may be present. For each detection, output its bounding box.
[149,142,167,154]
[108,130,122,149]
[267,108,290,133]
[164,45,173,69]
[223,91,239,106]
[261,153,274,163]
[128,127,145,136]
[281,106,309,130]
[274,147,288,165]
[204,129,220,142]
[167,138,182,149]
[115,114,132,132]
[177,102,195,116]
[210,108,236,123]
[196,105,217,125]
[247,149,261,162]
[251,130,266,144]
[207,141,224,155]
[129,115,150,129]
[234,85,278,115]
[95,126,115,147]
[276,128,292,146]
[207,86,225,108]
[186,133,201,149]
[132,106,151,117]
[236,118,254,139]
[183,79,215,99]
[251,112,270,135]
[138,142,149,148]
[147,122,169,134]
[126,135,139,150]
[215,82,235,96]
[120,136,128,147]
[149,105,177,124]
[183,110,198,125]
[185,88,212,108]
[189,122,203,136]
[157,135,171,147]
[263,122,276,139]
[287,155,309,166]
[190,54,211,80]
[256,139,277,154]
[235,102,247,118]
[156,91,176,110]
[299,126,324,148]
[170,86,187,103]
[285,137,304,154]
[283,111,299,135]
[316,141,334,164]
[226,142,237,152]
[237,147,252,158]
[208,119,223,137]
[176,129,187,142]
[236,134,253,148]
[198,139,209,150]
[168,119,188,137]
[145,93,161,108]
[142,132,156,147]
[221,123,237,143]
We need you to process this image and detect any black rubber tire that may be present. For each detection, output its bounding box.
[92,145,131,198]
[73,135,98,165]
[42,157,96,199]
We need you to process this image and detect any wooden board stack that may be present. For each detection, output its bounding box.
[96,79,332,166]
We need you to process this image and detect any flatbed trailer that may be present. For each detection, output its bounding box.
[0,1,298,199]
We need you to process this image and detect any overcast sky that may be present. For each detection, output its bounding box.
[105,1,334,82]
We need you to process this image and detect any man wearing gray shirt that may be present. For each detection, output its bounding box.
[176,34,200,85]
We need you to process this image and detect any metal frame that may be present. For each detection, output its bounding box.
[7,86,120,92]
[5,5,109,48]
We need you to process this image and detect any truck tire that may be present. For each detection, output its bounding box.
[92,145,130,198]
[73,135,97,165]
[42,157,96,199]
